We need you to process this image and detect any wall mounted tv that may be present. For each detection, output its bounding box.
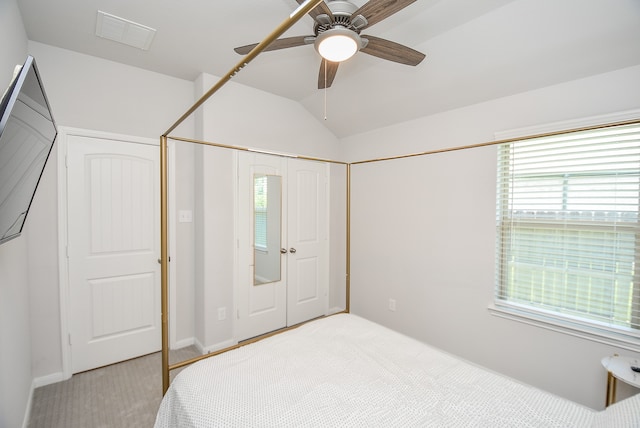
[0,55,57,245]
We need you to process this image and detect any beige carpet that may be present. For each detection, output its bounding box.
[29,347,200,428]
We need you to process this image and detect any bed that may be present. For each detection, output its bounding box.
[154,314,640,427]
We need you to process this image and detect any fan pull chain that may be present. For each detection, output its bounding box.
[323,61,328,121]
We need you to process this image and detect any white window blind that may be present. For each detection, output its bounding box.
[495,123,640,337]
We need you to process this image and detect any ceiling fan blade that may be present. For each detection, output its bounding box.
[360,35,425,66]
[295,0,334,21]
[352,0,417,29]
[234,36,312,55]
[318,59,339,89]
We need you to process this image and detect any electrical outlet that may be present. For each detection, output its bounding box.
[218,307,226,320]
[388,298,396,312]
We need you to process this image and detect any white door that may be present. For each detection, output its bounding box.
[237,154,328,340]
[67,135,160,373]
[286,159,328,326]
[237,152,287,341]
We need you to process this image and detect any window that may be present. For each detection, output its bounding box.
[495,123,640,340]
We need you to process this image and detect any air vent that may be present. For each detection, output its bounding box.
[96,11,156,51]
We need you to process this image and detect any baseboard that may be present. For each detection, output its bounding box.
[194,338,237,355]
[327,306,346,315]
[21,380,35,428]
[23,372,63,428]
[33,371,68,388]
[202,339,237,354]
[24,371,74,427]
[172,337,195,350]
[193,337,205,355]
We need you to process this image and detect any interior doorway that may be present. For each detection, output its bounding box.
[236,152,329,341]
[63,131,161,373]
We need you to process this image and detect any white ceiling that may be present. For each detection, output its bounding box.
[16,0,640,138]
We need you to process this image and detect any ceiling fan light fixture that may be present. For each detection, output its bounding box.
[315,27,361,62]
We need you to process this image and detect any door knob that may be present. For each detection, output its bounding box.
[280,248,287,254]
[289,248,297,254]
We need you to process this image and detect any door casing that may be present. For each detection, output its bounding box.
[57,127,160,379]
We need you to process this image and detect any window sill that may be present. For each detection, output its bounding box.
[488,302,640,353]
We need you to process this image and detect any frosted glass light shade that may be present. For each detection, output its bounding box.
[315,28,361,62]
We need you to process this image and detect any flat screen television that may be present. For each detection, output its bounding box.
[0,55,57,245]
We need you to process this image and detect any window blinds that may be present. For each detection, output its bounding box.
[496,123,640,335]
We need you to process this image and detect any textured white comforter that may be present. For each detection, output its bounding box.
[155,314,639,427]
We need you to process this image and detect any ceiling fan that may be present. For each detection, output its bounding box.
[233,0,426,89]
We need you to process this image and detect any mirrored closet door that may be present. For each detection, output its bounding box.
[237,152,329,341]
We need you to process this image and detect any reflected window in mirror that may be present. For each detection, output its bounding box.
[253,174,282,285]
[254,175,268,251]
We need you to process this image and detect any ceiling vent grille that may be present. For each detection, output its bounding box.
[96,11,156,51]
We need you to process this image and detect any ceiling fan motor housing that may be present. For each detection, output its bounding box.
[314,0,367,35]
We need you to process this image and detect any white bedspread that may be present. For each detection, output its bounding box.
[155,314,637,427]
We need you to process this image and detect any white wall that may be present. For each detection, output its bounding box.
[192,144,236,351]
[347,64,640,410]
[0,1,27,89]
[0,1,33,427]
[171,140,196,347]
[26,146,60,384]
[342,65,640,162]
[196,73,342,161]
[328,163,347,313]
[27,42,195,139]
[0,238,32,428]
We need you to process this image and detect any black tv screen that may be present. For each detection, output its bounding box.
[0,55,57,244]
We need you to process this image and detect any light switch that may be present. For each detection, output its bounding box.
[178,210,193,223]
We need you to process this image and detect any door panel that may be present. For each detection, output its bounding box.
[294,257,319,302]
[67,135,160,373]
[287,159,328,326]
[237,152,287,341]
[89,273,155,339]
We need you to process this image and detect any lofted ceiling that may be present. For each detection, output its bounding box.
[16,0,640,138]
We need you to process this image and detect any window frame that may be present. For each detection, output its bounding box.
[490,111,640,353]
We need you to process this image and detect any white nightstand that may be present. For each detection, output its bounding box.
[601,354,640,406]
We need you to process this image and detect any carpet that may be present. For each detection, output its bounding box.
[29,347,199,428]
